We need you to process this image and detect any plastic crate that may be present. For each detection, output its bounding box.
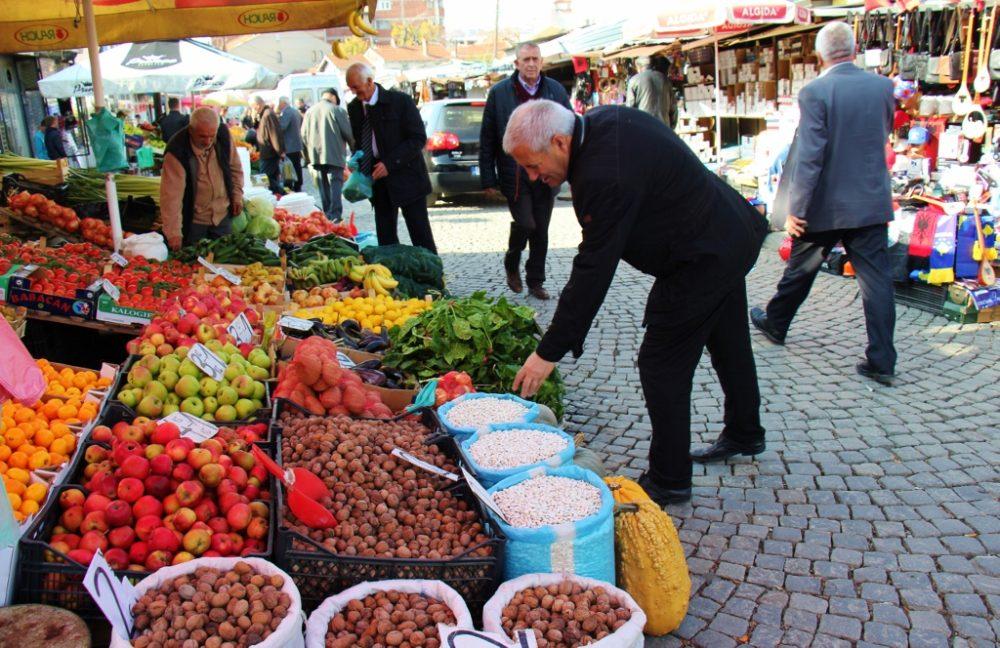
[273,407,505,614]
[894,281,947,315]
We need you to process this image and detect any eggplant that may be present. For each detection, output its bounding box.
[355,359,383,370]
[364,339,389,352]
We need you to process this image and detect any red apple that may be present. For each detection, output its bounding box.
[182,529,212,556]
[145,550,172,571]
[108,526,137,549]
[68,549,95,566]
[173,507,197,532]
[143,474,172,499]
[162,494,181,515]
[120,454,150,480]
[132,495,163,519]
[80,510,109,534]
[150,453,173,476]
[116,477,145,503]
[225,466,248,490]
[128,541,150,565]
[58,488,86,509]
[165,438,194,462]
[149,526,181,553]
[172,463,195,482]
[175,480,204,507]
[186,448,213,470]
[198,463,225,488]
[79,530,109,554]
[207,517,230,535]
[91,425,113,443]
[104,548,130,570]
[193,499,218,523]
[225,503,251,532]
[104,499,133,527]
[135,514,163,541]
[209,533,234,556]
[60,506,85,532]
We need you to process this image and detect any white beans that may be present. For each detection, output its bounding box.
[469,429,568,469]
[444,397,528,429]
[493,475,602,528]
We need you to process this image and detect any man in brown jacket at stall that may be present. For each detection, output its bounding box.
[160,107,244,251]
[251,95,285,194]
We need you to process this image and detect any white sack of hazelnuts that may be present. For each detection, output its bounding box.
[482,573,647,648]
[109,557,304,648]
[304,579,475,648]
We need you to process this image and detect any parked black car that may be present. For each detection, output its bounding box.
[419,98,485,205]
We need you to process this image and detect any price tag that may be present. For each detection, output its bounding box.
[111,252,129,267]
[188,343,226,381]
[101,278,121,302]
[393,448,459,482]
[227,312,253,345]
[460,467,508,523]
[279,315,314,331]
[198,256,241,285]
[264,239,280,255]
[100,362,118,380]
[160,411,219,442]
[438,625,537,647]
[85,391,102,405]
[83,549,138,643]
[337,351,356,368]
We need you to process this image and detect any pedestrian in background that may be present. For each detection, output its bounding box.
[277,96,304,192]
[33,119,49,160]
[479,42,572,300]
[345,63,437,253]
[43,116,66,161]
[751,21,898,386]
[159,96,190,144]
[250,95,285,194]
[301,88,355,222]
[626,56,675,128]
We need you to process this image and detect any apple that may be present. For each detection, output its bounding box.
[120,454,150,480]
[85,445,109,464]
[198,463,225,488]
[209,533,234,556]
[144,444,165,460]
[162,494,181,515]
[135,514,164,541]
[193,499,218,523]
[68,549,95,566]
[166,438,195,462]
[226,466,249,490]
[104,499,133,527]
[108,526,137,549]
[128,541,150,565]
[249,501,269,519]
[182,529,212,556]
[143,475,172,499]
[176,480,205,507]
[60,506,85,532]
[150,453,173,476]
[145,550,173,571]
[172,551,195,565]
[59,488,86,509]
[104,547,130,570]
[83,493,112,515]
[91,425,113,443]
[207,517,230,535]
[79,530,109,554]
[186,448,213,470]
[227,533,245,555]
[152,421,181,445]
[173,507,197,532]
[133,495,164,519]
[149,526,181,553]
[116,477,145,503]
[225,503,251,532]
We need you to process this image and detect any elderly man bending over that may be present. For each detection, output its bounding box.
[160,107,244,251]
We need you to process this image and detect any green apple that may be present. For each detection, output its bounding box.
[234,398,256,420]
[248,349,271,370]
[230,375,255,399]
[180,396,204,417]
[178,359,201,378]
[223,363,244,382]
[202,396,219,415]
[130,387,144,404]
[175,374,201,399]
[223,342,241,357]
[199,377,219,397]
[202,412,215,421]
[251,381,266,401]
[143,380,168,402]
[160,354,180,374]
[136,395,164,418]
[250,398,263,411]
[127,365,152,388]
[137,354,161,376]
[205,339,224,353]
[216,386,238,406]
[161,403,179,416]
[175,345,190,359]
[165,393,180,406]
[247,365,269,381]
[214,404,237,422]
[118,389,137,409]
[158,370,179,391]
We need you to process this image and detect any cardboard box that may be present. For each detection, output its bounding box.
[6,288,95,319]
[95,293,155,326]
[0,264,22,303]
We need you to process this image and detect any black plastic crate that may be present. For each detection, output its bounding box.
[894,281,947,314]
[273,407,504,613]
[71,195,158,233]
[1,174,69,205]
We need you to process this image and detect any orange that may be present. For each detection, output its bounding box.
[47,383,65,395]
[0,462,6,474]
[3,479,25,496]
[6,467,30,485]
[56,404,77,421]
[7,493,21,510]
[24,483,47,503]
[19,499,39,516]
[50,422,70,438]
[97,377,112,387]
[0,446,10,462]
[29,451,51,470]
[4,428,25,449]
[13,408,33,424]
[42,399,62,419]
[48,453,67,466]
[33,429,54,449]
[8,452,28,469]
[79,404,97,422]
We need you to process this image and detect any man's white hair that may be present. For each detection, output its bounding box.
[190,106,219,127]
[503,99,575,154]
[346,62,375,82]
[815,21,855,63]
[277,96,290,106]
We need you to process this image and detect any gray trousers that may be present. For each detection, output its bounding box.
[312,164,345,221]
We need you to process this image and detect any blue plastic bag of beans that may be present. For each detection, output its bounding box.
[460,422,576,488]
[484,465,615,583]
[437,392,539,441]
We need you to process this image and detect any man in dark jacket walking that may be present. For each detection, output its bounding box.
[480,43,572,299]
[751,22,897,385]
[346,63,437,253]
[506,100,768,507]
[251,95,285,194]
[159,97,190,144]
[43,116,66,161]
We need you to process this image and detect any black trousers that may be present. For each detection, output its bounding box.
[287,151,303,192]
[259,156,283,194]
[638,280,765,490]
[504,182,554,287]
[765,223,896,374]
[371,178,437,254]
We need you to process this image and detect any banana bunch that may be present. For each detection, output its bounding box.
[288,254,360,288]
[238,262,283,285]
[348,8,378,37]
[353,263,398,296]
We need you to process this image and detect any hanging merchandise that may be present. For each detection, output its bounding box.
[85,108,128,173]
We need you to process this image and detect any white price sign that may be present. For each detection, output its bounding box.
[438,625,537,647]
[160,411,219,442]
[83,549,138,643]
[111,252,129,267]
[461,467,508,523]
[264,239,281,255]
[227,312,254,345]
[393,448,459,482]
[101,278,121,302]
[198,256,241,285]
[337,351,356,368]
[279,315,314,331]
[188,343,226,381]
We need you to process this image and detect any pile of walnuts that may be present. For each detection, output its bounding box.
[499,581,632,648]
[325,590,456,648]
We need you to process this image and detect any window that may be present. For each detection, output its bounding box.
[377,0,392,10]
[439,104,484,139]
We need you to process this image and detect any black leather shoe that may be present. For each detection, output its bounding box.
[750,307,785,345]
[506,271,523,293]
[637,473,692,506]
[856,361,895,386]
[528,285,550,300]
[691,436,766,463]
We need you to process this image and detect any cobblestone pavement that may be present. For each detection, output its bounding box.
[346,194,1000,647]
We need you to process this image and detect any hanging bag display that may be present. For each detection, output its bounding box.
[943,8,965,84]
[878,13,900,76]
[925,10,944,84]
[900,12,927,80]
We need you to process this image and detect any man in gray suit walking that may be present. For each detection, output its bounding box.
[626,57,676,128]
[751,21,897,385]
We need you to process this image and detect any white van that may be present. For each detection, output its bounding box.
[269,72,344,109]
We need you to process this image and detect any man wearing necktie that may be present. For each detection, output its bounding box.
[346,63,438,253]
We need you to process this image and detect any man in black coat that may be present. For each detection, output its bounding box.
[346,63,437,253]
[159,97,190,145]
[480,43,572,299]
[507,100,769,506]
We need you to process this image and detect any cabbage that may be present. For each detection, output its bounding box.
[245,215,266,237]
[231,210,248,233]
[245,196,274,221]
[261,218,280,240]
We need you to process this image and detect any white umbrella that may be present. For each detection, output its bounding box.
[203,90,249,107]
[39,39,280,98]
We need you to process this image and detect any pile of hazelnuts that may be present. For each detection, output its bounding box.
[130,562,291,648]
[325,590,456,648]
[280,414,492,559]
[499,581,633,648]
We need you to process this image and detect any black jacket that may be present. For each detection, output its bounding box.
[163,123,237,239]
[535,106,768,362]
[479,72,571,198]
[159,110,190,145]
[44,127,66,159]
[347,84,431,207]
